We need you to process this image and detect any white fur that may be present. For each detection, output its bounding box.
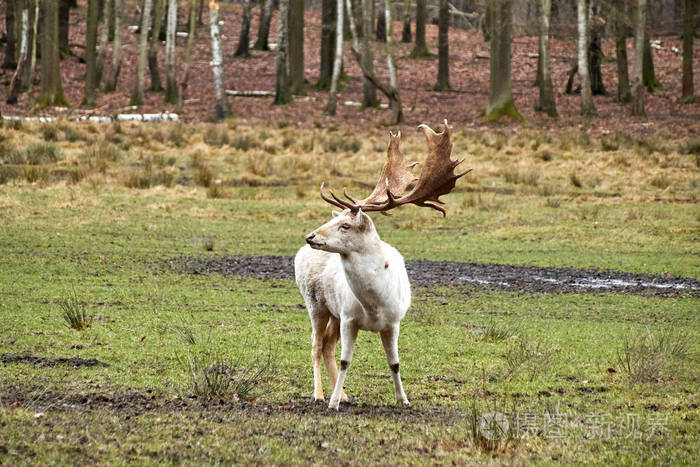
[294,209,411,410]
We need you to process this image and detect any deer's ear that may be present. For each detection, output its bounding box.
[331,210,342,217]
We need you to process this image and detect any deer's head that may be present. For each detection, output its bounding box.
[306,120,470,254]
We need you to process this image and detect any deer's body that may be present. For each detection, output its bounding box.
[295,209,411,409]
[294,121,467,410]
[295,240,410,332]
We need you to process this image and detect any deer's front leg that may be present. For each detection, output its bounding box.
[380,324,410,406]
[329,320,358,410]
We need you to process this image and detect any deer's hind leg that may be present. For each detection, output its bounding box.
[322,316,348,402]
[310,311,330,402]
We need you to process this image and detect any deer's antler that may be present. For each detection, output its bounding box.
[320,120,470,216]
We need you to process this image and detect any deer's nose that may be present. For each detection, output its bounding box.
[305,233,316,244]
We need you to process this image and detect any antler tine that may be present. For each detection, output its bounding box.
[358,130,417,207]
[320,183,356,210]
[343,188,358,204]
[362,120,468,217]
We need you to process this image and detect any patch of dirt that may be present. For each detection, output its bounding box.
[162,254,700,298]
[1,354,109,368]
[0,385,461,424]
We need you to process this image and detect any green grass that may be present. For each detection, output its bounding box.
[0,121,698,464]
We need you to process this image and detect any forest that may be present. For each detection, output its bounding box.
[0,0,698,465]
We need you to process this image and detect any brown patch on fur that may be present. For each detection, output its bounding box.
[390,363,400,374]
[340,360,349,371]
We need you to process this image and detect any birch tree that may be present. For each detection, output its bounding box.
[327,0,344,115]
[235,0,252,57]
[165,0,178,103]
[577,0,595,115]
[434,0,450,91]
[631,0,646,116]
[177,0,197,112]
[535,0,556,116]
[210,0,227,118]
[104,0,123,93]
[39,0,68,107]
[7,2,29,105]
[679,0,696,103]
[84,0,99,106]
[132,0,154,104]
[22,0,39,91]
[346,0,403,123]
[484,0,522,121]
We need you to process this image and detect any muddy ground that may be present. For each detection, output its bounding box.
[162,255,700,298]
[0,384,459,423]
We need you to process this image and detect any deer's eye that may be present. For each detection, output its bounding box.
[340,224,351,231]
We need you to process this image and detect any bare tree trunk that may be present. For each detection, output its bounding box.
[104,0,123,92]
[376,3,386,41]
[289,0,305,94]
[59,0,71,57]
[84,0,99,105]
[613,1,631,102]
[39,0,68,107]
[132,0,153,105]
[148,0,165,92]
[327,0,344,114]
[96,0,112,84]
[642,31,660,90]
[235,0,252,57]
[23,0,39,91]
[401,0,412,42]
[198,0,205,25]
[679,0,696,102]
[177,0,197,112]
[577,0,595,115]
[274,0,292,104]
[346,0,401,121]
[319,0,336,88]
[485,0,522,121]
[361,0,377,106]
[535,0,556,116]
[589,1,605,95]
[254,0,274,50]
[165,0,178,103]
[434,0,450,90]
[210,0,227,118]
[7,3,29,105]
[3,0,17,69]
[410,0,430,57]
[632,0,646,116]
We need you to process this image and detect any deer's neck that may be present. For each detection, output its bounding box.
[341,236,397,311]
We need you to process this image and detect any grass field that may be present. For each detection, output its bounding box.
[1,120,699,464]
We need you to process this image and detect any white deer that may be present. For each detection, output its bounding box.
[294,121,469,410]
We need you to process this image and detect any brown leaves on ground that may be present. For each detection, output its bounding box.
[0,2,698,139]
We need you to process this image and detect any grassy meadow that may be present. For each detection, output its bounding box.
[0,119,699,464]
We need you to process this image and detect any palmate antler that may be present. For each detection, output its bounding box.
[320,120,471,216]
